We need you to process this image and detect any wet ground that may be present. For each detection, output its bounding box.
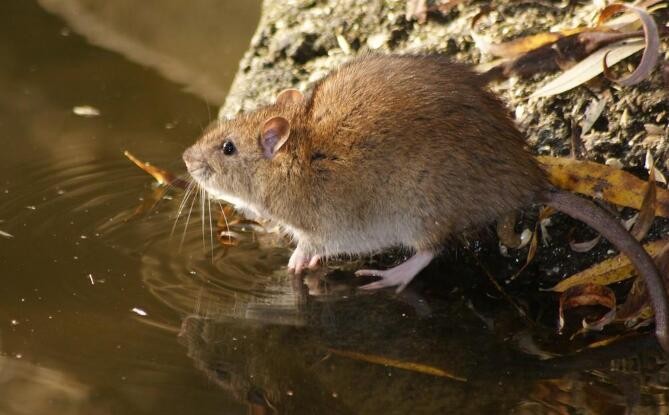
[0,1,667,414]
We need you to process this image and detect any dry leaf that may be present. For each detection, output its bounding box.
[601,5,660,86]
[580,92,610,135]
[474,29,583,59]
[548,238,668,292]
[538,156,669,217]
[531,39,645,97]
[124,150,188,188]
[570,118,587,159]
[617,241,669,323]
[326,348,467,382]
[569,233,602,252]
[558,283,616,332]
[630,156,657,240]
[598,0,666,30]
[616,276,651,323]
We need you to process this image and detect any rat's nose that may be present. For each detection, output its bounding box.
[183,145,212,178]
[182,145,199,170]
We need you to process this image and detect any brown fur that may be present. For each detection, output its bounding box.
[184,54,548,258]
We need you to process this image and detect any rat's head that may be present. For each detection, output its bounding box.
[182,89,306,213]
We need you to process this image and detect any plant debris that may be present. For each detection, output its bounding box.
[548,238,668,292]
[478,2,664,96]
[558,283,616,334]
[326,347,467,382]
[124,150,188,188]
[629,154,657,241]
[600,4,661,87]
[538,156,669,217]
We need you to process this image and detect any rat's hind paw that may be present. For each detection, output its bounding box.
[356,268,415,293]
[355,251,435,293]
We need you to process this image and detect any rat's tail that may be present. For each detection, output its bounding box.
[541,188,669,353]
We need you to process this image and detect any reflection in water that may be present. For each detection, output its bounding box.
[174,283,669,414]
[1,1,668,414]
[0,356,90,415]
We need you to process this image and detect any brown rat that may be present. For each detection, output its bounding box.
[182,54,669,352]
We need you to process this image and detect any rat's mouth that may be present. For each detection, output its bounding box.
[187,164,213,182]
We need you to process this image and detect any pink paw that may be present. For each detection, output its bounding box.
[287,248,320,274]
[355,268,414,293]
[355,251,435,293]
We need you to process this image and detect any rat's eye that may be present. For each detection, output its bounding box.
[220,140,236,156]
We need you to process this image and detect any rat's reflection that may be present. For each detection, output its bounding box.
[175,267,669,415]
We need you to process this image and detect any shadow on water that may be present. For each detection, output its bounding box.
[0,1,668,414]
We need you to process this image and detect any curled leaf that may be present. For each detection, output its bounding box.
[597,0,666,30]
[558,283,616,333]
[538,156,669,218]
[600,4,660,86]
[569,233,602,253]
[531,39,645,97]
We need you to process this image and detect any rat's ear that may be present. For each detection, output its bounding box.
[275,88,304,106]
[260,116,291,159]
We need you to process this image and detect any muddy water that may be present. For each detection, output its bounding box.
[0,1,667,415]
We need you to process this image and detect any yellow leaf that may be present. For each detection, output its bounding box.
[548,239,668,292]
[326,348,467,382]
[537,156,669,218]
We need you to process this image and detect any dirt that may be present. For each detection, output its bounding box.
[222,0,668,169]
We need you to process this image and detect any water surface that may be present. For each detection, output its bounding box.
[0,2,667,414]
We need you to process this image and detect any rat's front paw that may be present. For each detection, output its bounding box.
[287,248,320,274]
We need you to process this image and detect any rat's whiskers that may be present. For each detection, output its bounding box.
[179,184,199,252]
[216,201,232,245]
[171,179,196,239]
[207,194,214,262]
